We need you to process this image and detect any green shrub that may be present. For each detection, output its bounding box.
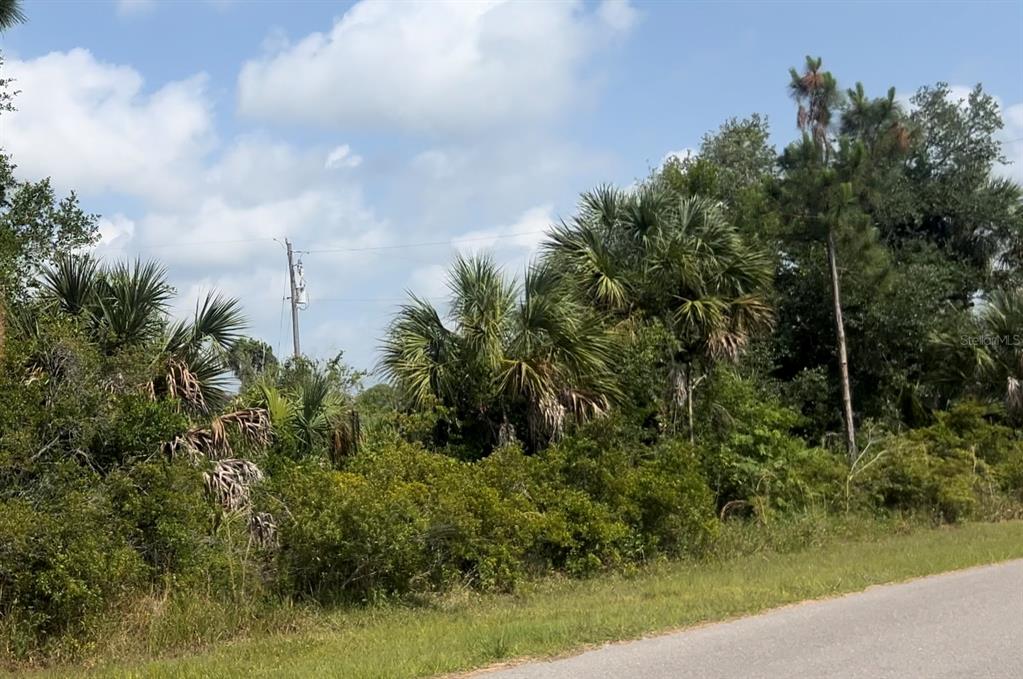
[89,397,189,470]
[693,369,845,514]
[856,437,982,521]
[0,485,144,658]
[106,459,225,584]
[272,465,433,602]
[628,440,718,556]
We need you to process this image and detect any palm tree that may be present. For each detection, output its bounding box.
[380,254,620,450]
[253,370,359,467]
[40,254,245,412]
[545,186,773,441]
[934,289,1023,420]
[980,289,1023,419]
[788,55,858,460]
[0,0,26,31]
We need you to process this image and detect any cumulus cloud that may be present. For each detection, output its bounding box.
[2,47,401,365]
[324,144,363,170]
[453,204,554,255]
[3,49,213,206]
[3,4,626,368]
[237,0,637,133]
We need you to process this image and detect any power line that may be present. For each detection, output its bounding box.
[310,296,446,303]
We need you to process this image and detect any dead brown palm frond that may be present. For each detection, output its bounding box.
[160,408,273,462]
[215,408,272,449]
[165,358,206,412]
[559,386,610,423]
[1007,377,1023,420]
[203,458,264,513]
[705,329,748,362]
[327,409,361,468]
[531,391,566,445]
[171,427,222,461]
[248,511,278,548]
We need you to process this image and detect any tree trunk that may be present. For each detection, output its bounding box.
[826,228,857,462]
[687,363,695,445]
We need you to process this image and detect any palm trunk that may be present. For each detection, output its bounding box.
[826,228,857,462]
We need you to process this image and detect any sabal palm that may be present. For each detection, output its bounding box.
[975,289,1023,418]
[545,186,773,439]
[546,188,772,356]
[41,254,244,412]
[381,254,620,447]
[255,368,357,465]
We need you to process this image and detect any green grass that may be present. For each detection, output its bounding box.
[29,519,1023,679]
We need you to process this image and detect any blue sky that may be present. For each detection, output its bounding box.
[2,0,1021,372]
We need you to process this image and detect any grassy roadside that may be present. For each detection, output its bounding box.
[30,520,1023,679]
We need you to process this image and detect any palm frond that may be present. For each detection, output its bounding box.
[379,295,458,407]
[98,258,172,347]
[192,292,246,351]
[41,254,100,316]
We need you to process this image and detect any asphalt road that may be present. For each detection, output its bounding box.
[484,560,1023,679]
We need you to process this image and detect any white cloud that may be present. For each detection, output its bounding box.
[94,214,136,254]
[116,0,156,16]
[662,147,695,165]
[324,144,363,170]
[454,204,554,255]
[407,264,450,300]
[598,0,639,32]
[238,0,636,133]
[3,33,616,370]
[3,49,213,206]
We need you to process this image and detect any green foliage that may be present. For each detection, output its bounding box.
[853,404,1023,521]
[228,337,278,389]
[0,478,144,656]
[0,153,98,304]
[90,397,189,471]
[270,429,717,602]
[106,460,222,580]
[696,368,846,514]
[381,254,621,453]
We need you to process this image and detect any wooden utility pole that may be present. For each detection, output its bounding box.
[285,238,301,359]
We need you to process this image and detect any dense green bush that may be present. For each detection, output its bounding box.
[695,368,846,515]
[0,479,144,657]
[855,404,1023,521]
[271,465,434,601]
[271,427,718,602]
[106,460,224,583]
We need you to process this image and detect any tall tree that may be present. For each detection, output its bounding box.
[380,254,620,452]
[787,56,858,460]
[544,185,773,441]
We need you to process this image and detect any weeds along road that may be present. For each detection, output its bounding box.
[483,560,1023,679]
